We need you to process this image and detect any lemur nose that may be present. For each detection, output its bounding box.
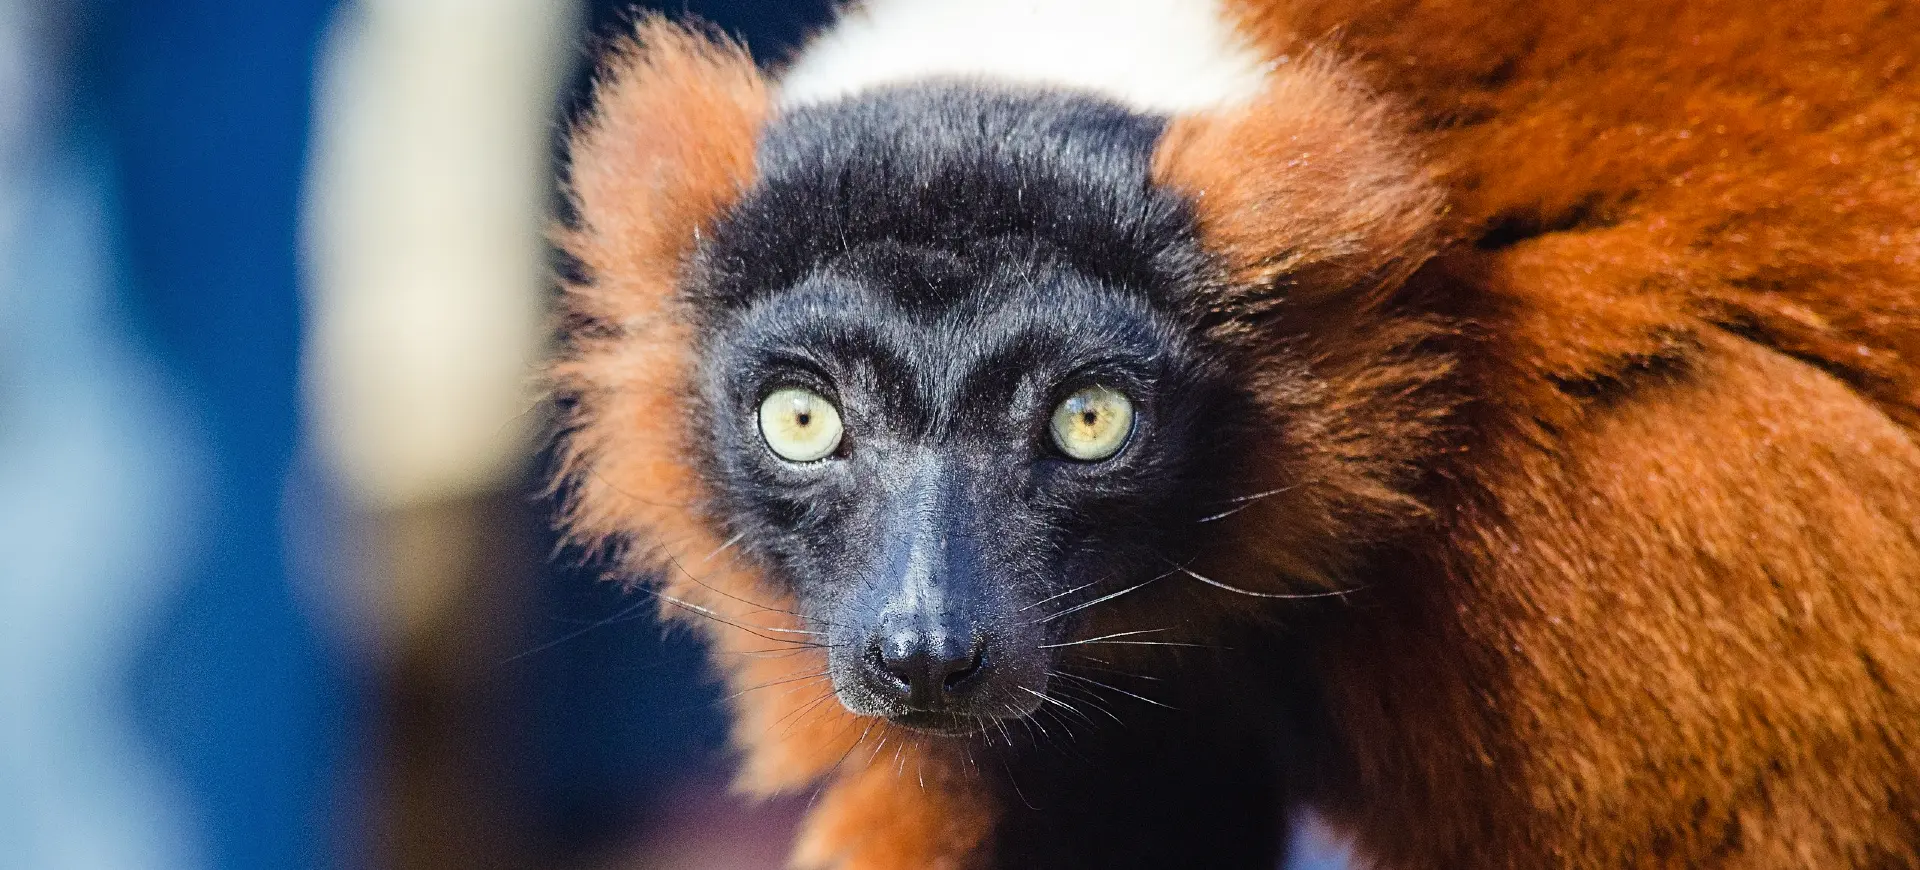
[869,630,987,708]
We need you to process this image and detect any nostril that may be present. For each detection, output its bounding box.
[870,630,989,706]
[942,642,986,691]
[868,639,911,692]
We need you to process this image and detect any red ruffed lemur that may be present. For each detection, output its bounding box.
[550,0,1920,866]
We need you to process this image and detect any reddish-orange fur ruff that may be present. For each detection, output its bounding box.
[553,3,1920,867]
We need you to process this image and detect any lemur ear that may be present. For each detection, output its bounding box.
[1153,57,1444,319]
[552,19,768,556]
[559,19,769,330]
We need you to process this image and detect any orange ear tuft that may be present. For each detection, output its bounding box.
[560,19,767,328]
[1152,58,1444,313]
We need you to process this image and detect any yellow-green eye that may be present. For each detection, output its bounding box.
[759,388,843,462]
[1049,385,1134,461]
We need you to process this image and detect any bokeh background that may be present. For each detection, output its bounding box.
[0,2,1353,868]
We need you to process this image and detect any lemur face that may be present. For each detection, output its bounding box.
[686,86,1229,734]
[697,250,1218,732]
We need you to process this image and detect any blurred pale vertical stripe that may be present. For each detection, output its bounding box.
[301,5,589,867]
[0,2,204,867]
[302,0,581,644]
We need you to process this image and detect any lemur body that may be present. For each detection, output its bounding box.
[554,1,1920,866]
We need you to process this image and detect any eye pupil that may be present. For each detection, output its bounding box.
[759,388,843,462]
[1049,385,1134,461]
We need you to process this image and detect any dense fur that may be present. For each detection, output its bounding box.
[1214,1,1920,865]
[552,3,1920,868]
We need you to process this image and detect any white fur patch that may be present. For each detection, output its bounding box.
[778,0,1273,113]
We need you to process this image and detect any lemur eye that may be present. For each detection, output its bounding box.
[1049,385,1134,461]
[759,387,843,462]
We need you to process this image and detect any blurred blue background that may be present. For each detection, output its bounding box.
[0,2,1349,868]
[3,3,830,868]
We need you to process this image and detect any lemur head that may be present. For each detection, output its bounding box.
[556,23,1444,740]
[685,87,1233,731]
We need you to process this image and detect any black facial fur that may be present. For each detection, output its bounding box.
[687,85,1230,733]
[693,84,1209,314]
